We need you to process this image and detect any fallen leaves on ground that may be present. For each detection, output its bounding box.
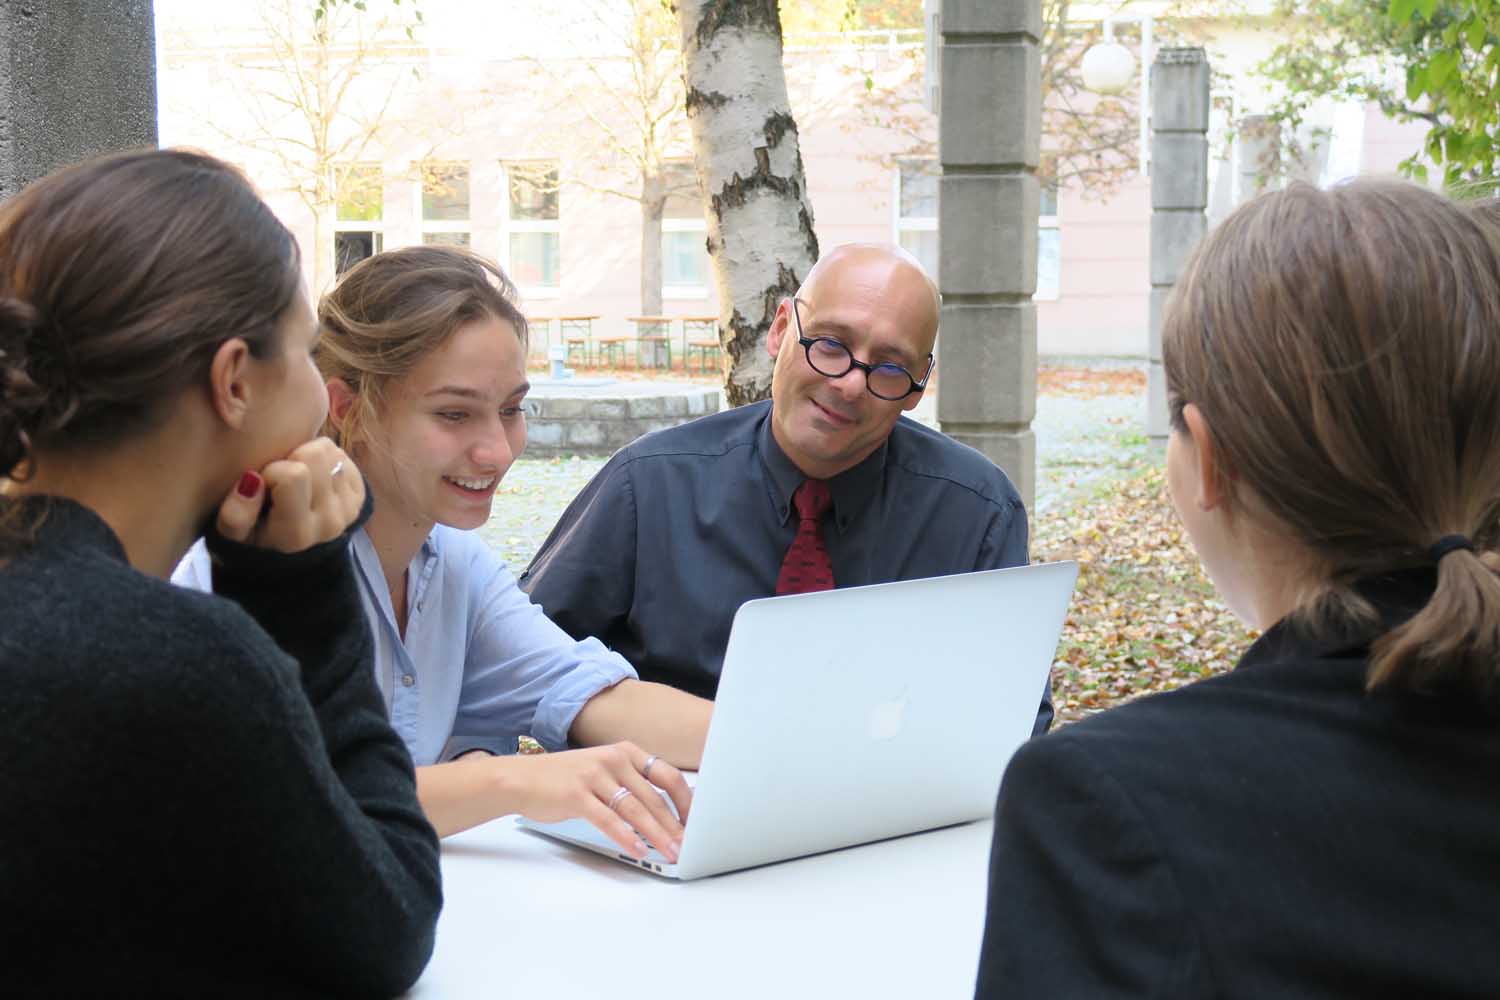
[1036,464,1257,726]
[1038,364,1146,399]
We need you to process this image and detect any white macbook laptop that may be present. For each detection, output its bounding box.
[520,560,1078,880]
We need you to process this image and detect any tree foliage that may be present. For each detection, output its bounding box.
[837,0,1228,199]
[176,0,446,292]
[1397,0,1500,183]
[522,0,696,315]
[314,0,423,38]
[779,0,921,35]
[1259,0,1500,184]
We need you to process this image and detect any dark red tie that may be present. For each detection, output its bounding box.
[776,479,835,595]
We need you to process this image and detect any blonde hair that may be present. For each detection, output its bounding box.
[1164,180,1500,700]
[315,245,528,452]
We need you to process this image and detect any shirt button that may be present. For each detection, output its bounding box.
[401,674,416,687]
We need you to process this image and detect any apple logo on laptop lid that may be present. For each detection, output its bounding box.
[868,688,910,742]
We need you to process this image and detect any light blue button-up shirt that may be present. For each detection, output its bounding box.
[174,526,635,765]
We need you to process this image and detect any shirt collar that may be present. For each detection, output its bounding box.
[349,524,442,627]
[756,403,889,533]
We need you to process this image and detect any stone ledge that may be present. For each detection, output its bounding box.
[526,378,722,457]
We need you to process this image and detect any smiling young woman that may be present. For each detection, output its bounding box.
[178,245,713,858]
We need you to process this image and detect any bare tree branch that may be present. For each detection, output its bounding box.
[168,0,452,291]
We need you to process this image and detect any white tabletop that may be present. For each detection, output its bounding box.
[410,816,995,999]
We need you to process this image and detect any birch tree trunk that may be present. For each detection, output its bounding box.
[676,0,819,405]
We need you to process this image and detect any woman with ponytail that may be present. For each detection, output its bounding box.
[0,150,439,995]
[975,180,1500,997]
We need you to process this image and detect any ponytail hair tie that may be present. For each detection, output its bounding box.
[1428,534,1475,563]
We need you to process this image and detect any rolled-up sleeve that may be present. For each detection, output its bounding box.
[443,550,636,758]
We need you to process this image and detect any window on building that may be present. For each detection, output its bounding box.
[504,161,560,291]
[661,161,708,297]
[421,162,470,246]
[895,159,939,279]
[334,164,384,276]
[1037,168,1061,300]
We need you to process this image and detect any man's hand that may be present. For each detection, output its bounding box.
[215,438,365,553]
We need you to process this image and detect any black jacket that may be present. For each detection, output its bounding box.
[1,496,441,997]
[976,573,1500,998]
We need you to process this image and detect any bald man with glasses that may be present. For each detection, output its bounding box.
[520,243,1051,734]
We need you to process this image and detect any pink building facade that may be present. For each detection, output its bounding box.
[156,7,1433,360]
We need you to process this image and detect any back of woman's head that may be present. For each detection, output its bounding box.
[315,245,528,450]
[0,148,302,479]
[1163,179,1500,701]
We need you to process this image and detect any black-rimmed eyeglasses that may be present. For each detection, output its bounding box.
[789,297,933,401]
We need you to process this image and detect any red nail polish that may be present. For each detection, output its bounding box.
[237,470,262,498]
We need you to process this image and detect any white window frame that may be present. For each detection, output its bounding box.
[332,163,385,276]
[501,160,562,300]
[661,218,709,300]
[416,161,472,247]
[660,161,709,300]
[1036,178,1060,301]
[892,160,938,279]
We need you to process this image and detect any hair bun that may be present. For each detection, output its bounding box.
[0,295,42,343]
[0,295,52,476]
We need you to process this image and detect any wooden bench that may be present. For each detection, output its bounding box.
[556,315,600,368]
[627,315,675,370]
[524,315,552,364]
[682,315,721,374]
[594,329,631,368]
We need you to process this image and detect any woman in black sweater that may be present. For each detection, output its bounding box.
[0,150,440,995]
[976,181,1500,996]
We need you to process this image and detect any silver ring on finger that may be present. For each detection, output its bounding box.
[329,459,346,479]
[642,754,660,781]
[608,786,632,812]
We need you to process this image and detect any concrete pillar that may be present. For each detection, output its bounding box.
[1148,47,1209,446]
[0,0,158,198]
[936,0,1041,513]
[1237,113,1280,202]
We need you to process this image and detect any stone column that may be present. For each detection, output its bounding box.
[936,0,1041,513]
[1148,47,1209,445]
[0,0,158,198]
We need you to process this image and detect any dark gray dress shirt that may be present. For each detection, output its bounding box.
[520,398,1051,733]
